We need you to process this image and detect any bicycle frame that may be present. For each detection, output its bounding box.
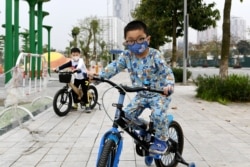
[96,78,166,166]
[95,77,195,167]
[96,87,125,167]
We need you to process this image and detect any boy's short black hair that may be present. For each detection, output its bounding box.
[124,20,148,38]
[71,47,81,53]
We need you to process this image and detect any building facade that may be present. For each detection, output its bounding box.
[197,27,218,44]
[231,16,247,42]
[99,0,141,51]
[99,16,126,50]
[112,0,141,23]
[196,16,247,44]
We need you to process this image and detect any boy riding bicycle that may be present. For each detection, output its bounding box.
[55,47,91,113]
[89,20,175,154]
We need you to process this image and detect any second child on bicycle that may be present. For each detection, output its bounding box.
[55,47,91,113]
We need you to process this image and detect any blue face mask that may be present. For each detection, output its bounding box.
[127,41,148,55]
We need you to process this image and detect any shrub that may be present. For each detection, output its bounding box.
[172,68,192,83]
[194,74,250,104]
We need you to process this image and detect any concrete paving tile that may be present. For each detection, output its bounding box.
[36,161,62,167]
[64,153,90,162]
[1,71,250,167]
[61,161,87,167]
[41,153,67,162]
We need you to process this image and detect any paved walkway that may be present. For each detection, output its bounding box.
[0,72,250,167]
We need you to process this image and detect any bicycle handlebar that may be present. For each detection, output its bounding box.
[93,77,165,95]
[55,70,80,74]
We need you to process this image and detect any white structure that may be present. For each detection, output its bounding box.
[99,16,126,50]
[197,27,218,43]
[98,0,141,50]
[112,0,141,23]
[231,16,247,42]
[196,16,247,44]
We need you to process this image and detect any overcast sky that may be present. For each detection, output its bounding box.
[0,0,250,51]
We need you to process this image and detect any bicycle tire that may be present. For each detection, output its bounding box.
[53,89,72,116]
[97,140,117,167]
[88,85,98,109]
[154,120,184,167]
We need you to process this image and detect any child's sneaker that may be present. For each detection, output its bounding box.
[149,137,168,154]
[85,104,91,113]
[72,103,78,110]
[144,156,154,166]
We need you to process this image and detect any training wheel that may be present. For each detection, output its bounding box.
[188,162,196,167]
[145,156,154,166]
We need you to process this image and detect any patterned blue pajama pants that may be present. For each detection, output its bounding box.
[124,94,171,140]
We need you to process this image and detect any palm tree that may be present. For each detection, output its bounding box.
[90,19,101,62]
[71,26,80,47]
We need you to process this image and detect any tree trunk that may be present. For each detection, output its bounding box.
[219,0,231,79]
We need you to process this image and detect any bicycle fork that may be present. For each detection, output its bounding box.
[96,127,123,167]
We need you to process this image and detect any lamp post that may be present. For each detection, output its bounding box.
[43,25,52,75]
[183,0,189,84]
[2,24,16,65]
[35,9,49,78]
[19,32,29,73]
[14,0,20,64]
[4,0,13,83]
[19,32,29,52]
[0,35,5,67]
[35,10,49,54]
[24,0,49,79]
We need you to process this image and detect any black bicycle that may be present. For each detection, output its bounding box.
[53,71,99,116]
[94,77,195,167]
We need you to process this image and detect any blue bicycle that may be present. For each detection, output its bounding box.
[94,77,195,167]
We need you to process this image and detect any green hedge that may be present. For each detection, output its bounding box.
[194,74,250,104]
[172,68,192,83]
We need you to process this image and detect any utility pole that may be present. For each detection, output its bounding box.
[183,0,189,84]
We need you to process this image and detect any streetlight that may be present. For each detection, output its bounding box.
[35,10,49,78]
[4,0,13,83]
[23,0,50,79]
[19,32,29,73]
[183,0,189,84]
[43,25,52,75]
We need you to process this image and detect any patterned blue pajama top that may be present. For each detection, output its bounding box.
[99,48,175,140]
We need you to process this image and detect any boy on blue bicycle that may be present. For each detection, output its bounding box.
[90,20,175,154]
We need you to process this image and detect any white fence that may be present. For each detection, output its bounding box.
[0,52,52,124]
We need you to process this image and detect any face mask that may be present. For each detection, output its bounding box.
[73,56,80,62]
[127,41,148,55]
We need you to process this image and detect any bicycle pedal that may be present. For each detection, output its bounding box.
[112,103,123,108]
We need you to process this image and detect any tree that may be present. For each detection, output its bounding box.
[220,0,243,79]
[90,19,101,62]
[71,26,80,47]
[75,16,102,67]
[236,40,250,56]
[133,0,220,67]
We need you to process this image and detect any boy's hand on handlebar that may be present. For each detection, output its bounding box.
[53,68,59,73]
[72,69,78,73]
[87,71,99,80]
[163,85,174,96]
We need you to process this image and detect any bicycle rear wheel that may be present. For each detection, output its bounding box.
[53,89,72,116]
[154,121,184,167]
[88,85,98,109]
[97,140,117,167]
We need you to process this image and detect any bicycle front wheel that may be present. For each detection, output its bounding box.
[53,89,72,116]
[97,140,117,167]
[154,120,184,167]
[88,85,98,109]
